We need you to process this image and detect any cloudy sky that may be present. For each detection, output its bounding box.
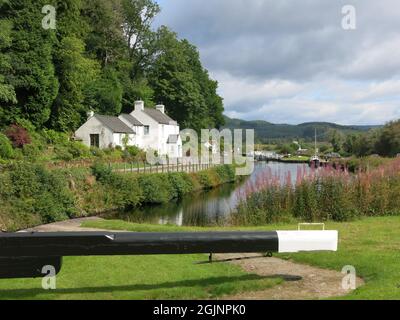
[154,0,400,125]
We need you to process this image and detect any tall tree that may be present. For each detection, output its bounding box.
[0,0,59,127]
[51,37,100,131]
[0,18,16,108]
[83,0,126,67]
[84,67,123,116]
[122,0,160,79]
[50,0,100,131]
[149,27,224,132]
[375,120,400,157]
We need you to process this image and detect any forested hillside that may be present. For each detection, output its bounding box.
[0,0,224,133]
[223,116,379,143]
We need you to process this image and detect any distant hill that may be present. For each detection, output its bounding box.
[223,116,380,142]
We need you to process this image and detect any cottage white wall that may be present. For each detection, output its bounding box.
[167,135,183,158]
[112,133,136,149]
[75,117,114,148]
[162,124,181,158]
[118,116,145,149]
[130,110,162,153]
[130,101,182,157]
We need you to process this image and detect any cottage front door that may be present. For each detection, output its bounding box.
[90,134,100,148]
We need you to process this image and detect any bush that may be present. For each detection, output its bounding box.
[41,129,70,146]
[214,165,236,183]
[22,144,40,160]
[5,124,31,148]
[90,147,105,158]
[67,142,91,159]
[91,162,142,208]
[91,162,113,183]
[138,174,175,204]
[0,133,14,159]
[168,173,194,198]
[54,146,74,161]
[103,147,123,161]
[197,171,214,189]
[3,163,77,224]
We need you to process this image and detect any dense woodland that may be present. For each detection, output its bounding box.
[0,0,224,134]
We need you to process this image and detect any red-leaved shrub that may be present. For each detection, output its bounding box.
[5,124,31,148]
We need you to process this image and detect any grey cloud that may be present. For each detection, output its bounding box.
[154,0,400,124]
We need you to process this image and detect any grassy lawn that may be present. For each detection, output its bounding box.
[278,216,400,300]
[1,216,399,299]
[0,222,283,300]
[281,156,310,162]
[82,217,400,300]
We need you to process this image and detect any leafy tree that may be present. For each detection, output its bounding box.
[85,67,123,115]
[328,129,344,153]
[83,0,126,67]
[0,19,16,107]
[149,27,224,132]
[1,0,59,127]
[51,37,100,131]
[375,120,400,157]
[0,133,13,159]
[122,0,160,79]
[0,0,224,133]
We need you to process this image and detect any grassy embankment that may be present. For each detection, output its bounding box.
[0,216,398,299]
[0,163,240,231]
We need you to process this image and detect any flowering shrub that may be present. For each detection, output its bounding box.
[233,159,400,225]
[5,124,31,148]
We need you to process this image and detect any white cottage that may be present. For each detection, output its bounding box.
[75,102,182,158]
[75,113,137,149]
[130,101,182,158]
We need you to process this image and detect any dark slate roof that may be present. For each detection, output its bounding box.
[144,108,177,125]
[120,114,144,126]
[167,134,180,144]
[94,115,135,134]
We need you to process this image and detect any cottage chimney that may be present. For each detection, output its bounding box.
[87,110,95,120]
[135,100,145,112]
[156,104,165,114]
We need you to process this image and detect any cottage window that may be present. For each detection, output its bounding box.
[144,126,150,135]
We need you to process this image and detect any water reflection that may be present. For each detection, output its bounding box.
[105,162,310,227]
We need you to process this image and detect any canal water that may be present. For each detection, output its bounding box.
[104,162,311,227]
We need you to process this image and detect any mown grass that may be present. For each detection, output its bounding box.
[0,219,283,300]
[0,255,282,300]
[1,216,398,300]
[82,216,400,300]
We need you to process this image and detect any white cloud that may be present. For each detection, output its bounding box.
[155,0,400,125]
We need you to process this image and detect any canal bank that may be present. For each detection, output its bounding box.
[0,163,241,232]
[103,162,311,227]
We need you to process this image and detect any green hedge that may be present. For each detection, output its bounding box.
[92,163,238,206]
[0,163,77,229]
[0,162,239,231]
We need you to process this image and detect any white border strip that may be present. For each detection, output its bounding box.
[277,231,338,253]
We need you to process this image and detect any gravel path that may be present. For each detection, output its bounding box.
[23,218,364,300]
[216,253,363,300]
